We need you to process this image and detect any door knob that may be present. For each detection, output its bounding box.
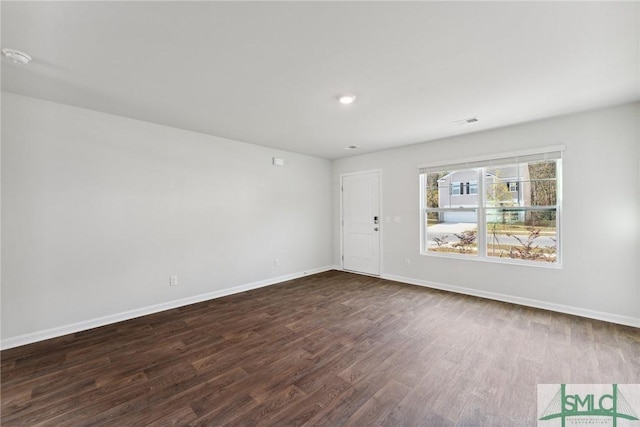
[374,227,379,231]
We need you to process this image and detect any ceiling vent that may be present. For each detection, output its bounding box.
[453,117,479,125]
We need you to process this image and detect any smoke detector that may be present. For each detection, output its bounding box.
[2,48,31,65]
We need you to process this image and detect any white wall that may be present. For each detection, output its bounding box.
[333,102,640,325]
[2,94,638,349]
[1,92,333,346]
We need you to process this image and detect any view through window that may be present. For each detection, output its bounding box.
[421,150,562,265]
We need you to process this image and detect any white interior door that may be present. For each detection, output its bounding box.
[342,171,380,275]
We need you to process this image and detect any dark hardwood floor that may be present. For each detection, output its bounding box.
[2,270,639,426]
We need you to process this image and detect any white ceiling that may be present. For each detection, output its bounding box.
[2,1,639,160]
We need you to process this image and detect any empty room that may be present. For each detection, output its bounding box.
[1,1,639,426]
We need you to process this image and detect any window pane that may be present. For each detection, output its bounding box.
[485,181,520,207]
[426,217,478,256]
[485,164,521,207]
[485,209,557,263]
[486,161,557,207]
[528,160,556,179]
[426,171,449,208]
[525,161,557,208]
[527,179,557,206]
[426,169,479,209]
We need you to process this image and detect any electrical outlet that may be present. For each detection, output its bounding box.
[170,275,178,286]
[274,258,280,267]
[405,258,411,266]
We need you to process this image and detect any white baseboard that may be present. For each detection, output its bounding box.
[1,265,335,350]
[5,267,636,350]
[381,273,640,328]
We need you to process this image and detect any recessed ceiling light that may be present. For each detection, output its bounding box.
[2,48,31,65]
[337,94,356,105]
[344,145,359,150]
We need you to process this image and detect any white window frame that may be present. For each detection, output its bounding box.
[419,146,564,268]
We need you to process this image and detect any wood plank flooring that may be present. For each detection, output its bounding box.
[2,270,639,426]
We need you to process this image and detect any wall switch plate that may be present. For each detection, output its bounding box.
[170,275,178,286]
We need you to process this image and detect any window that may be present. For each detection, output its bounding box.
[420,147,563,265]
[450,181,478,195]
[469,181,478,194]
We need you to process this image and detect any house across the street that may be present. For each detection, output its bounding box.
[436,164,530,223]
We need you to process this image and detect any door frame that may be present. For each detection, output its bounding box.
[340,169,383,276]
